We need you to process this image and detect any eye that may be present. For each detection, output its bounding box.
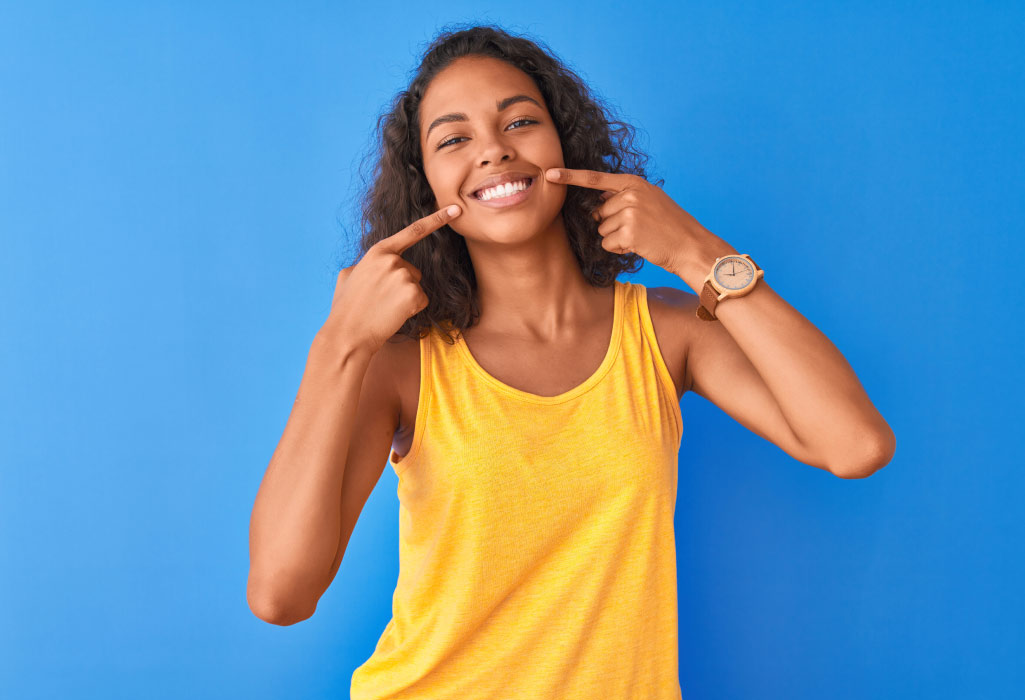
[436,118,539,150]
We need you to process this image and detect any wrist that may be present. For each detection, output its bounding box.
[312,319,378,366]
[676,243,740,293]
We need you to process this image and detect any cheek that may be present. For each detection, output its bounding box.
[421,162,458,198]
[542,132,565,166]
[542,177,566,206]
[538,166,567,207]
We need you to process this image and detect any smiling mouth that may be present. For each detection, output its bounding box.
[470,177,535,204]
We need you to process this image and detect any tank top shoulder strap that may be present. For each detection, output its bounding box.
[624,280,685,442]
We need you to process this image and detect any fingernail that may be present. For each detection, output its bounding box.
[447,205,460,216]
[547,169,561,181]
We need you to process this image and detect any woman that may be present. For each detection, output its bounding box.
[248,23,895,699]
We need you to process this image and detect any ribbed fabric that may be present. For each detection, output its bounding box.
[350,280,684,700]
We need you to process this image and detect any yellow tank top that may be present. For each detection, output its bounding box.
[350,279,684,699]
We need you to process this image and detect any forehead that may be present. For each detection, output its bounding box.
[419,57,545,129]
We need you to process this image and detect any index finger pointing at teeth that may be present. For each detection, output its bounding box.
[544,168,635,193]
[380,203,462,255]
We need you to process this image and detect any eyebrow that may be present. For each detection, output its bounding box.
[424,94,543,139]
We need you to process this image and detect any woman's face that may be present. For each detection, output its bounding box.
[418,56,566,243]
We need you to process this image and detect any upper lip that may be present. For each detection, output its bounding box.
[467,170,535,197]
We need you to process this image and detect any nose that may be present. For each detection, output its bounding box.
[475,132,515,167]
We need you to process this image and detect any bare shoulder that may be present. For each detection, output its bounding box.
[640,285,702,400]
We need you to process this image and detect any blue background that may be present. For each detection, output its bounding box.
[2,2,1022,698]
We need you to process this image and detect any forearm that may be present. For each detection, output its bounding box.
[247,327,373,623]
[677,251,895,473]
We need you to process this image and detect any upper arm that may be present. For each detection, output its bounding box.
[656,286,830,472]
[317,335,406,595]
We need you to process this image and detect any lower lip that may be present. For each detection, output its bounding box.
[470,178,535,209]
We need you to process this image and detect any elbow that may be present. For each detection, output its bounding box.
[830,428,896,480]
[832,464,881,480]
[247,577,317,626]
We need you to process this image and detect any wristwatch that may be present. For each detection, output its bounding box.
[696,254,764,321]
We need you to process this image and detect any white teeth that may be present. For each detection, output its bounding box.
[475,178,531,201]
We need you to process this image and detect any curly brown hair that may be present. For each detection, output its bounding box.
[341,22,662,345]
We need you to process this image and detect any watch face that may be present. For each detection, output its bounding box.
[713,256,754,290]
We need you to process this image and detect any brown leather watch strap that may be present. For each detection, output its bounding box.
[697,280,720,321]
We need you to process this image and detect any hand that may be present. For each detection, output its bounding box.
[321,204,463,355]
[544,168,737,290]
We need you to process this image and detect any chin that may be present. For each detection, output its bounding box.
[470,217,558,242]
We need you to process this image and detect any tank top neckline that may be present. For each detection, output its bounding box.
[451,280,626,406]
